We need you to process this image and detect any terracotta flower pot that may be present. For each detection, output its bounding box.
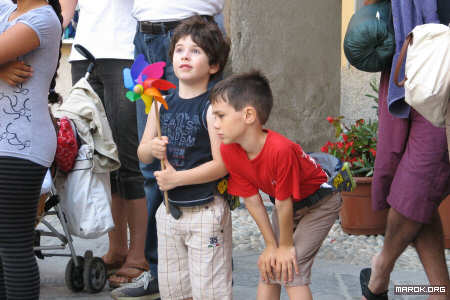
[438,195,450,249]
[340,177,388,235]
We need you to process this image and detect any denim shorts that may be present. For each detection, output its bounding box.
[71,59,145,200]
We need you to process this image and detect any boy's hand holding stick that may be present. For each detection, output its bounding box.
[153,100,170,214]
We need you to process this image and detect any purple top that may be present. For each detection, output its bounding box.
[388,0,440,118]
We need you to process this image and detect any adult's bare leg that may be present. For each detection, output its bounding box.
[413,211,449,300]
[123,197,148,267]
[103,193,128,264]
[108,197,149,285]
[367,207,422,295]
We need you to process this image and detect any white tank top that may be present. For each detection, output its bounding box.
[132,0,224,22]
[69,0,136,61]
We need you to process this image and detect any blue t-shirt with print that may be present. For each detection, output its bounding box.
[159,90,216,206]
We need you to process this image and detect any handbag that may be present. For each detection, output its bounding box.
[55,117,78,172]
[56,144,114,239]
[344,0,395,72]
[394,23,450,128]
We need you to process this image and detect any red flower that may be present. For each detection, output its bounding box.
[356,119,365,126]
[322,115,378,177]
[345,142,352,151]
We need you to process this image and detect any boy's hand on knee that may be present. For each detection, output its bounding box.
[155,160,179,191]
[275,246,299,283]
[151,136,168,160]
[258,246,277,282]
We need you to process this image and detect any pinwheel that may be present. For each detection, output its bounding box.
[123,55,176,213]
[123,54,176,114]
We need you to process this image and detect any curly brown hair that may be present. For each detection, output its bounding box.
[169,15,230,81]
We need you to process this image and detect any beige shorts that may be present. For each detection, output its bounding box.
[264,192,341,287]
[156,196,233,300]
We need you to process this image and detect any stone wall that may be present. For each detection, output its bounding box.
[227,0,342,151]
[56,3,343,152]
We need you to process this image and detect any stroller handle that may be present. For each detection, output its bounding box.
[74,44,96,79]
[74,44,95,62]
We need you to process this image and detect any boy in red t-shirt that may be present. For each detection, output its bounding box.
[211,71,342,300]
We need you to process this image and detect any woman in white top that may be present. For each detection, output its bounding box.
[60,0,149,286]
[0,0,62,298]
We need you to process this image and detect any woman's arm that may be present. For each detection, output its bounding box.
[59,0,78,28]
[154,105,228,191]
[0,61,33,86]
[0,23,39,64]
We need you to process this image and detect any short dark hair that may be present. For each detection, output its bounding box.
[211,71,273,125]
[169,15,230,80]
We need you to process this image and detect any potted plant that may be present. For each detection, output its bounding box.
[321,115,388,235]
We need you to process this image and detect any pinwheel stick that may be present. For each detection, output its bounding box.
[153,99,170,214]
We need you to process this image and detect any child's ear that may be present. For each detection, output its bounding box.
[243,106,257,124]
[209,64,220,75]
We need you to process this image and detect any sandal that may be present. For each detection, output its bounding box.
[108,265,149,289]
[360,268,388,300]
[102,256,126,277]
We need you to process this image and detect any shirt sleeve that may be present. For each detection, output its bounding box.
[227,170,259,198]
[220,144,259,198]
[201,100,210,131]
[17,7,61,48]
[274,144,302,201]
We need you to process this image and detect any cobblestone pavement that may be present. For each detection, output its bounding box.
[37,208,447,300]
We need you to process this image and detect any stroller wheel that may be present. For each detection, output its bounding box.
[65,256,85,292]
[83,257,107,293]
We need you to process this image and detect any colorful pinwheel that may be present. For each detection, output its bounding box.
[123,54,176,214]
[123,54,176,114]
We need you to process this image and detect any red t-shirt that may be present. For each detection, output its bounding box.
[220,130,327,202]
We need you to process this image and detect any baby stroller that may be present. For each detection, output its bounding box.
[34,44,120,294]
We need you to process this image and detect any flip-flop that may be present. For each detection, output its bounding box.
[360,268,388,300]
[104,260,126,277]
[108,265,149,289]
[102,256,126,277]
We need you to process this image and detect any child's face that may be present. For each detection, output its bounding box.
[172,35,219,86]
[212,97,246,144]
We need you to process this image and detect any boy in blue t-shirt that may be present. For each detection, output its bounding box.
[136,16,231,299]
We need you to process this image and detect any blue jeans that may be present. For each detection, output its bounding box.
[134,15,225,278]
[134,28,177,278]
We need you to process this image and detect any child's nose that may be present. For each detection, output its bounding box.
[181,50,190,60]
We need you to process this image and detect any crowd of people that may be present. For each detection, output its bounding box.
[0,0,448,300]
